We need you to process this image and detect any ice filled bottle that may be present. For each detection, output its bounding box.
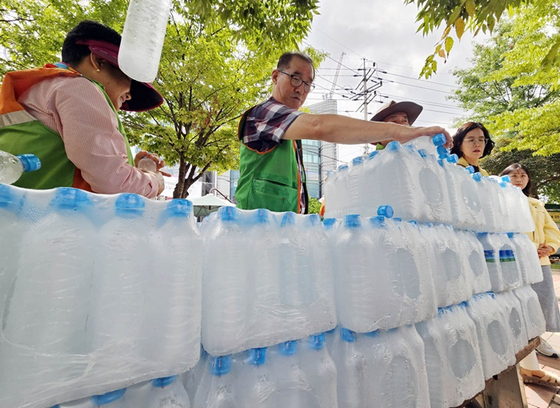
[119,0,173,82]
[0,150,41,184]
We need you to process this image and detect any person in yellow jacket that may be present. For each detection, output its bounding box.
[501,163,560,387]
[450,122,495,176]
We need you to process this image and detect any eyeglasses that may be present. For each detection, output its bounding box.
[463,137,488,145]
[278,70,315,93]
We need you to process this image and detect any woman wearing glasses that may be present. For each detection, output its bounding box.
[450,122,495,176]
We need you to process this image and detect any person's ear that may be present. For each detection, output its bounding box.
[89,53,103,72]
[271,69,279,85]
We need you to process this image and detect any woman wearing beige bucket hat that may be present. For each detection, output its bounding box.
[0,20,166,197]
[370,100,423,149]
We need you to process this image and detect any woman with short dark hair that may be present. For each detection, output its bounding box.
[450,122,495,176]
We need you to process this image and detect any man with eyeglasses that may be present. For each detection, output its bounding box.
[236,52,452,213]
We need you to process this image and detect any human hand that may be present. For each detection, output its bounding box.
[134,151,171,177]
[393,126,452,149]
[537,243,555,258]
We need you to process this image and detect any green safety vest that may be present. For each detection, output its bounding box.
[0,64,133,190]
[236,109,307,213]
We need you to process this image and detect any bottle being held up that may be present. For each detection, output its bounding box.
[119,0,173,82]
[136,153,165,195]
[0,151,41,184]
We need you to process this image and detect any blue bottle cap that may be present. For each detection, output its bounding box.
[386,141,401,151]
[393,217,402,223]
[340,328,357,343]
[307,333,326,350]
[344,214,361,229]
[323,218,336,230]
[278,340,298,356]
[307,213,320,226]
[115,193,145,217]
[16,154,41,172]
[281,211,296,227]
[466,166,475,174]
[218,206,240,222]
[352,156,364,166]
[472,173,482,182]
[436,145,449,159]
[478,232,488,237]
[151,375,178,388]
[255,208,270,224]
[507,232,514,238]
[51,187,92,211]
[364,330,379,338]
[91,388,126,406]
[165,199,192,218]
[417,149,428,158]
[368,151,379,160]
[210,355,232,376]
[446,154,459,164]
[0,184,18,211]
[338,164,349,171]
[377,205,394,218]
[247,347,267,366]
[432,133,447,146]
[502,175,511,183]
[370,215,385,228]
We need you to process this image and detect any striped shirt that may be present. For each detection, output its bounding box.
[241,97,308,213]
[18,75,160,198]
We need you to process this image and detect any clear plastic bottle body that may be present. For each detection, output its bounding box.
[2,188,96,387]
[119,0,173,82]
[0,151,41,184]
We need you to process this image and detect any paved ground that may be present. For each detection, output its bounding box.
[525,268,560,407]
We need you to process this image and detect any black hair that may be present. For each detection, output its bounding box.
[450,121,495,159]
[500,163,533,197]
[62,20,121,66]
[277,52,315,79]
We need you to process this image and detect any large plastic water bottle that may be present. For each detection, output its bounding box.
[3,188,96,384]
[145,376,191,408]
[298,334,338,408]
[421,224,472,307]
[495,291,529,354]
[362,325,430,408]
[455,230,491,295]
[514,285,546,340]
[415,304,484,408]
[508,232,543,285]
[477,233,506,292]
[0,150,41,184]
[330,328,370,408]
[270,340,323,408]
[0,184,26,310]
[89,194,151,354]
[193,355,238,408]
[142,199,202,370]
[202,207,248,356]
[119,0,173,82]
[467,293,516,379]
[246,209,282,347]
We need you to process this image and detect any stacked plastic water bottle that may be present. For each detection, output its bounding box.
[0,133,547,408]
[0,186,202,408]
[320,134,545,407]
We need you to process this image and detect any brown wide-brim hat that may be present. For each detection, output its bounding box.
[76,39,163,112]
[370,100,423,125]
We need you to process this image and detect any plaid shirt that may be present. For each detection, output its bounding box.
[241,97,308,213]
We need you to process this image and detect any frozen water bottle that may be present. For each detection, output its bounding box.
[0,150,41,184]
[119,0,173,82]
[137,156,158,172]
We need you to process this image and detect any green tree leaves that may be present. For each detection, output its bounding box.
[0,0,318,198]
